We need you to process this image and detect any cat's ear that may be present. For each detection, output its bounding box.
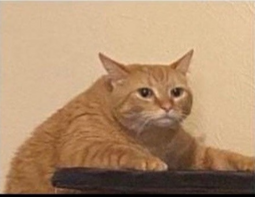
[171,49,194,75]
[99,53,129,86]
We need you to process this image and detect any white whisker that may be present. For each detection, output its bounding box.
[136,116,153,136]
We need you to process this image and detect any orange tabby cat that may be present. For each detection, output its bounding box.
[5,50,254,193]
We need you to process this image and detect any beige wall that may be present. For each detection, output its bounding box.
[1,2,254,192]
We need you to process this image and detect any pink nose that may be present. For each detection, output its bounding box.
[160,102,172,112]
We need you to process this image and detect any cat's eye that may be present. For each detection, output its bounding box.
[171,87,184,98]
[138,88,153,98]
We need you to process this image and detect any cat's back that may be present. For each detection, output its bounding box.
[29,75,111,138]
[9,75,110,160]
[5,75,111,193]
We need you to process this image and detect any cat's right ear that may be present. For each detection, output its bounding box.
[99,53,129,86]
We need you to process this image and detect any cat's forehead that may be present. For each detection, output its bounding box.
[127,64,187,86]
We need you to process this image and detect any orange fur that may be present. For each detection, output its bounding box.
[5,50,254,193]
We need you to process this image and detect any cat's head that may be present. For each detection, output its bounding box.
[99,50,193,132]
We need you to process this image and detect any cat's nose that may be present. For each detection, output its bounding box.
[160,102,172,112]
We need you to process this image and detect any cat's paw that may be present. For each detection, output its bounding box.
[119,155,168,171]
[236,157,255,171]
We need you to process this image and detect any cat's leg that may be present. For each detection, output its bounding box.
[59,139,168,171]
[57,141,168,194]
[105,143,168,171]
[194,145,255,171]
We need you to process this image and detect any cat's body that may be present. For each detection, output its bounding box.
[5,51,254,193]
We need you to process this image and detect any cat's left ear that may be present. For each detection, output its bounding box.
[99,53,129,86]
[171,49,194,75]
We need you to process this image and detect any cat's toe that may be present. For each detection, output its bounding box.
[237,158,255,171]
[146,158,168,171]
[138,157,168,171]
[243,160,255,171]
[123,156,168,171]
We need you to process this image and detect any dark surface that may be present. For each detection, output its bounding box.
[51,167,255,194]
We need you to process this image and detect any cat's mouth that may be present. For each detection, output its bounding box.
[153,116,178,127]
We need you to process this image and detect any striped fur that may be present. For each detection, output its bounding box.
[5,51,254,193]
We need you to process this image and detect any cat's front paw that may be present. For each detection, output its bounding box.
[119,155,168,171]
[235,157,255,171]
